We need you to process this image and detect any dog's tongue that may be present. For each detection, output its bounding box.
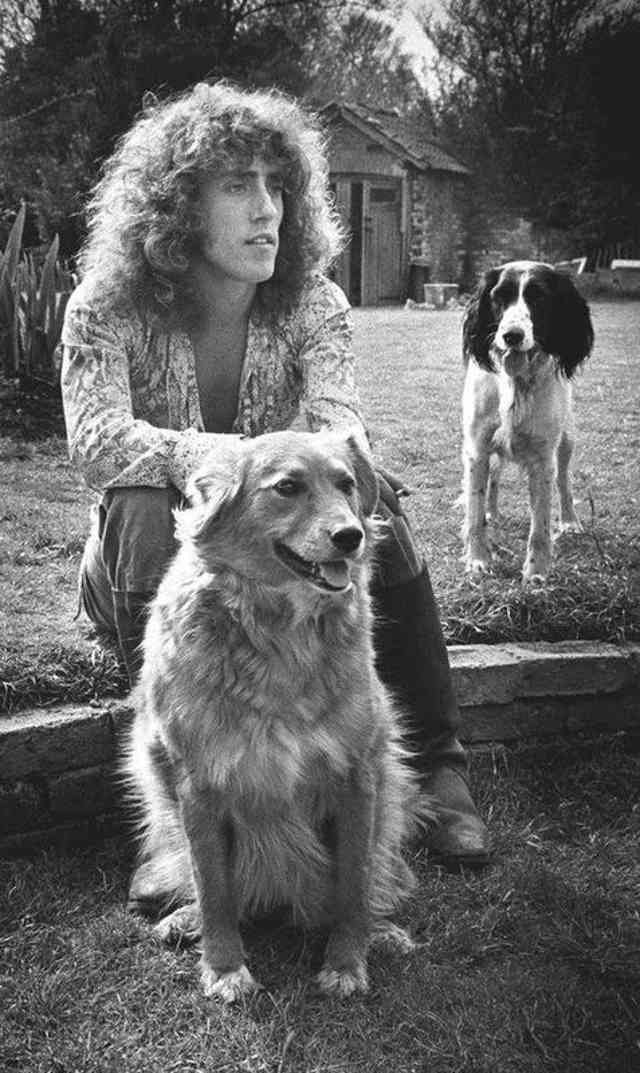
[318,560,350,590]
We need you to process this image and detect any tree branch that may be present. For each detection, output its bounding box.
[1,88,96,127]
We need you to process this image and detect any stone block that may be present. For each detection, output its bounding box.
[0,702,134,780]
[47,764,118,821]
[460,699,562,743]
[449,642,639,708]
[0,776,48,833]
[423,283,459,308]
[460,691,639,744]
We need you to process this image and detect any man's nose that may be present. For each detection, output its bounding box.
[252,182,279,218]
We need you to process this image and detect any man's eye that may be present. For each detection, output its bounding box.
[274,478,301,496]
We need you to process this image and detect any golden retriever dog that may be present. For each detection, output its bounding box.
[461,261,594,581]
[124,429,427,1003]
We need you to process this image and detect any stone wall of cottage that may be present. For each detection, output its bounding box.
[409,172,469,284]
[472,214,575,277]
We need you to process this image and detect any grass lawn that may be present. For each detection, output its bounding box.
[1,733,639,1072]
[1,298,639,711]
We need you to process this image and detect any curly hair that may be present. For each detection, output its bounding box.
[78,81,345,324]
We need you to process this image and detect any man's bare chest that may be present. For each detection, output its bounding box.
[191,322,247,433]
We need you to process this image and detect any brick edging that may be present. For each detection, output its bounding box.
[1,641,639,853]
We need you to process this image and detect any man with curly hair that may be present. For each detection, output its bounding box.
[61,81,490,885]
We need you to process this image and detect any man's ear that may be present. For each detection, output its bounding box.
[343,430,379,517]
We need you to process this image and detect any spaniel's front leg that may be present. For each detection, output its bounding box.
[463,445,492,574]
[524,458,555,580]
[556,428,582,533]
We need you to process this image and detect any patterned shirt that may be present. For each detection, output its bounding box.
[60,273,364,494]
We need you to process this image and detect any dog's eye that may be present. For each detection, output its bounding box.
[273,478,301,497]
[524,285,545,307]
[337,477,356,496]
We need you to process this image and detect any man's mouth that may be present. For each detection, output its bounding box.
[247,234,276,246]
[274,541,352,593]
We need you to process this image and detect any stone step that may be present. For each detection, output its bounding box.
[1,641,639,852]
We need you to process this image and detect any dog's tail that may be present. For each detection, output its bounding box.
[119,709,195,909]
[370,737,436,918]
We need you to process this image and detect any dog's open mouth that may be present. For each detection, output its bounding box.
[274,541,352,592]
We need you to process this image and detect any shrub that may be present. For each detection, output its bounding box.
[0,202,75,388]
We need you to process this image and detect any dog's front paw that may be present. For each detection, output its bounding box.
[556,519,583,536]
[369,921,418,954]
[153,903,201,946]
[317,961,369,998]
[522,560,549,584]
[465,555,492,577]
[201,963,260,1003]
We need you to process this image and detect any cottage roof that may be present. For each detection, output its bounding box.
[320,101,470,176]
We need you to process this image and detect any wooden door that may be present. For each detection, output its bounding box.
[363,183,402,304]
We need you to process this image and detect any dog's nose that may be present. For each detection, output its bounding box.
[330,526,363,553]
[503,328,525,347]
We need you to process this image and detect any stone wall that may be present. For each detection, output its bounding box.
[1,641,638,854]
[410,172,468,283]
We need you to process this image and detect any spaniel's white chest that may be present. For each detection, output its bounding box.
[495,360,570,460]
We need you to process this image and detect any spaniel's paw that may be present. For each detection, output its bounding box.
[522,567,548,586]
[556,519,583,537]
[465,556,492,577]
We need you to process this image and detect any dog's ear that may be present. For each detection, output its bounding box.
[547,272,594,378]
[343,431,379,517]
[463,268,500,370]
[178,439,247,541]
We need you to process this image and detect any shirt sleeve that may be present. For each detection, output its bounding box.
[60,295,236,494]
[296,278,367,439]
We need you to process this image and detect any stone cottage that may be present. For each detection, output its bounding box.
[320,101,470,306]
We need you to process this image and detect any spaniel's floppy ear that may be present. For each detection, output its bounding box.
[177,438,248,542]
[462,268,500,369]
[547,272,595,378]
[343,430,379,517]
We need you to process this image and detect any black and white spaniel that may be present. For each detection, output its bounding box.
[461,260,594,581]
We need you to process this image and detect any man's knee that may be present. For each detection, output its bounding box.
[100,485,183,592]
[372,480,424,589]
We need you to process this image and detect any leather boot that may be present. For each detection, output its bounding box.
[371,493,491,869]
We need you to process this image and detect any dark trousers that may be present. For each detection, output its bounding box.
[80,485,466,771]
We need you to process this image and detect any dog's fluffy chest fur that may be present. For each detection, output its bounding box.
[139,551,381,808]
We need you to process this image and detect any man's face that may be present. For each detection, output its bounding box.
[197,157,285,285]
